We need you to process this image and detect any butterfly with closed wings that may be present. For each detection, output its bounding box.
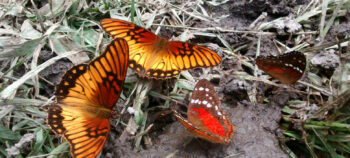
[100,19,222,79]
[47,38,129,158]
[171,79,235,144]
[255,51,306,84]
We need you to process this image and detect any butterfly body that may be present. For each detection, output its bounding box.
[141,38,169,71]
[172,79,235,144]
[101,19,221,79]
[47,39,129,158]
[255,51,306,84]
[152,37,169,51]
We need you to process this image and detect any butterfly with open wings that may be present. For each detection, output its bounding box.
[100,19,222,79]
[47,38,129,158]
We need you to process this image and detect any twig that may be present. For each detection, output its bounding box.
[298,81,334,96]
[130,124,154,139]
[152,24,317,36]
[311,89,350,119]
[302,37,350,52]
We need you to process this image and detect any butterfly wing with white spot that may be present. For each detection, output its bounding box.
[255,51,306,84]
[186,79,234,144]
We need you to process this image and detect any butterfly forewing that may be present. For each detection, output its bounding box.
[47,38,129,158]
[101,18,222,79]
[100,18,158,44]
[256,51,306,84]
[55,39,129,109]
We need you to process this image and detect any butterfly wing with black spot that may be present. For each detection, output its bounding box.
[144,41,221,78]
[47,38,129,158]
[100,19,221,79]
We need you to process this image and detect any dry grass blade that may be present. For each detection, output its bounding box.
[30,41,43,97]
[0,98,47,107]
[311,89,350,119]
[0,51,81,100]
[319,0,344,41]
[301,37,350,52]
[298,81,334,96]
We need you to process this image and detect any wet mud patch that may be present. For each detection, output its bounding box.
[104,102,286,158]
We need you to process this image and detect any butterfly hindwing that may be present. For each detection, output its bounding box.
[100,18,222,79]
[47,38,129,158]
[165,41,221,72]
[256,51,306,84]
[48,105,110,158]
[171,107,228,144]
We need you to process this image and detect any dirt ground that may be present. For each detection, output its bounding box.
[99,1,313,157]
[2,0,350,157]
[94,0,349,157]
[104,103,286,158]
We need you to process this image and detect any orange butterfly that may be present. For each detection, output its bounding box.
[100,18,222,79]
[47,38,129,158]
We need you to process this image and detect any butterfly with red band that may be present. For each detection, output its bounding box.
[255,51,306,84]
[171,79,235,144]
